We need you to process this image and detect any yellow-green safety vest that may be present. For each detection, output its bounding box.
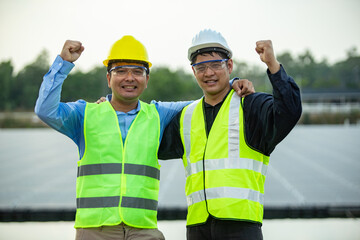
[180,90,269,226]
[75,101,160,229]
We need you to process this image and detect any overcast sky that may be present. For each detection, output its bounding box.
[1,0,359,73]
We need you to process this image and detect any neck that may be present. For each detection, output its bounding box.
[203,86,230,106]
[110,98,139,112]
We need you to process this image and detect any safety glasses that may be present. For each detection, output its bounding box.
[109,65,148,77]
[192,59,228,74]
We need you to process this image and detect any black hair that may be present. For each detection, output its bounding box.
[190,47,231,65]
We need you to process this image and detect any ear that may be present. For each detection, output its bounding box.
[145,75,150,88]
[227,59,233,74]
[192,66,196,76]
[106,73,111,88]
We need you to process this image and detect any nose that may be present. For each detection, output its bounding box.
[124,70,136,80]
[204,65,215,76]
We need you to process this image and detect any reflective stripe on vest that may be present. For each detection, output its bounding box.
[77,196,158,211]
[184,158,268,179]
[180,90,269,225]
[186,187,264,206]
[77,163,160,180]
[75,101,160,229]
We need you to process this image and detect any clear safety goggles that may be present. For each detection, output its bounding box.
[109,65,148,77]
[192,59,228,74]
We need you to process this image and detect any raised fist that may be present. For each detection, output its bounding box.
[255,40,280,73]
[60,40,85,63]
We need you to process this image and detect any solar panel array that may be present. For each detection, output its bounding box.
[1,125,359,212]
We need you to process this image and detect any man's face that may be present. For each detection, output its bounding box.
[192,53,233,97]
[106,62,149,103]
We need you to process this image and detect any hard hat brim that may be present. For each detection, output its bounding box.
[103,59,152,68]
[188,42,233,61]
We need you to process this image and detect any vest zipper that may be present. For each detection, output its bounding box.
[202,102,211,216]
[202,142,211,216]
[119,104,141,220]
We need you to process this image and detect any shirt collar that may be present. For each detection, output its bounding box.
[203,89,231,108]
[106,94,141,114]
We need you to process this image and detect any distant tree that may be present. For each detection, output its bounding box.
[277,51,297,75]
[313,59,334,88]
[296,49,318,88]
[140,67,202,103]
[0,60,14,110]
[13,49,50,110]
[333,53,360,89]
[230,60,268,92]
[62,66,109,102]
[346,46,358,58]
[278,50,336,90]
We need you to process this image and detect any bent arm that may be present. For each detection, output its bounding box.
[243,65,302,155]
[34,56,85,143]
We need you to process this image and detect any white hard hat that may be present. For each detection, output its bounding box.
[188,29,233,62]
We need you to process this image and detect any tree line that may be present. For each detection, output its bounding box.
[0,47,359,111]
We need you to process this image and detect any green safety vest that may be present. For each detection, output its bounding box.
[75,101,160,229]
[180,90,269,226]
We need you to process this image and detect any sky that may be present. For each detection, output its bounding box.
[0,0,359,74]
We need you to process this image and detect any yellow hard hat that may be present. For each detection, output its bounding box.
[103,35,152,68]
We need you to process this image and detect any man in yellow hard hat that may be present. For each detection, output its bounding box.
[158,29,302,239]
[35,35,255,239]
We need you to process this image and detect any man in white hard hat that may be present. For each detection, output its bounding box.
[159,29,302,240]
[35,36,255,240]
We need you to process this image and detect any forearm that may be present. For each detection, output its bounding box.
[35,55,73,115]
[268,65,302,119]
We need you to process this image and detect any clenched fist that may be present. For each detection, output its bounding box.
[255,40,280,74]
[60,40,85,63]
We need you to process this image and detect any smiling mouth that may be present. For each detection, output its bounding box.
[204,80,217,84]
[122,86,137,89]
